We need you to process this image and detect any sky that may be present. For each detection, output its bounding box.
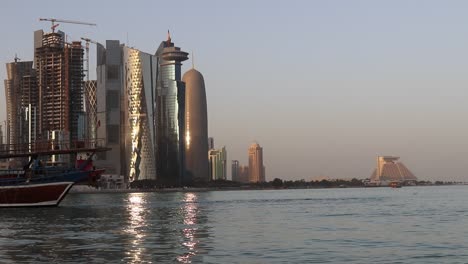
[1,0,468,181]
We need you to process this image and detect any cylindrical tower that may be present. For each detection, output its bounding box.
[183,68,209,183]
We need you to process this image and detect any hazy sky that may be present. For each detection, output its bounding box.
[1,1,468,181]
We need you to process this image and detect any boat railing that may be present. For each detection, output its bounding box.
[0,169,24,177]
[0,139,108,159]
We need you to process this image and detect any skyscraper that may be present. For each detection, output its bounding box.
[95,40,123,177]
[232,160,240,182]
[34,30,84,142]
[123,47,157,182]
[209,146,227,180]
[248,142,265,182]
[183,68,209,183]
[95,40,158,183]
[155,32,188,186]
[4,59,35,150]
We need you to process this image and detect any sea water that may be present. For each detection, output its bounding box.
[0,186,467,263]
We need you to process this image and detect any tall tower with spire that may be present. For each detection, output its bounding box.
[155,31,189,186]
[183,60,209,183]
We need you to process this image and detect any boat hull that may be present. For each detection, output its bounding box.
[0,182,74,207]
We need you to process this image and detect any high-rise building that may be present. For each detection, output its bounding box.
[232,160,240,182]
[248,142,265,182]
[183,68,209,183]
[95,40,123,176]
[209,146,227,180]
[155,32,188,186]
[123,47,158,182]
[95,40,158,183]
[34,30,84,142]
[4,59,35,151]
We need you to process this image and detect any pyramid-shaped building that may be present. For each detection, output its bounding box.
[370,156,417,185]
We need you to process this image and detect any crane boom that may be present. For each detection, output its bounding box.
[39,18,97,33]
[81,37,98,44]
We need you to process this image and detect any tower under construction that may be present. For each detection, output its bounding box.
[4,59,36,151]
[35,30,84,142]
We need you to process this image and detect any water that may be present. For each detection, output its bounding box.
[0,186,467,263]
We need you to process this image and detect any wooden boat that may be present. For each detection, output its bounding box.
[0,140,109,207]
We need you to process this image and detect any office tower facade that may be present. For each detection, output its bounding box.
[96,40,123,176]
[370,156,417,185]
[35,30,84,142]
[122,47,158,182]
[4,60,35,150]
[155,32,188,186]
[84,80,97,141]
[183,68,209,182]
[209,146,227,180]
[232,160,240,182]
[248,143,265,182]
[96,40,158,183]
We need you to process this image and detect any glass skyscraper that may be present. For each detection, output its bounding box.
[155,32,188,187]
[96,41,157,183]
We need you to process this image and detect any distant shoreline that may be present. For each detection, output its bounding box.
[69,184,468,194]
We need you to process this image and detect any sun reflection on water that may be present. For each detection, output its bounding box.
[177,192,199,263]
[124,193,147,264]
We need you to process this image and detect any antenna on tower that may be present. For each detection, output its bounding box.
[192,50,195,69]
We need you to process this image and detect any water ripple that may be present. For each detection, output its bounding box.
[0,186,467,263]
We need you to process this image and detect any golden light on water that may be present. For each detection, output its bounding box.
[125,193,147,264]
[177,192,199,263]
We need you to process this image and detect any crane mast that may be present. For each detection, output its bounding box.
[81,37,98,81]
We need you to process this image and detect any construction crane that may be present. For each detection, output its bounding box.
[39,18,97,33]
[81,37,99,81]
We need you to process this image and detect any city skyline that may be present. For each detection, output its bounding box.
[2,1,468,181]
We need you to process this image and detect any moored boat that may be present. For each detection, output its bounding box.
[0,140,109,207]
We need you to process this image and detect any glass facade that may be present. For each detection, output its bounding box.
[96,41,158,183]
[123,47,157,182]
[155,36,188,187]
[209,146,227,180]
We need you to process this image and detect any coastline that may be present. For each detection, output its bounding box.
[69,184,468,194]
